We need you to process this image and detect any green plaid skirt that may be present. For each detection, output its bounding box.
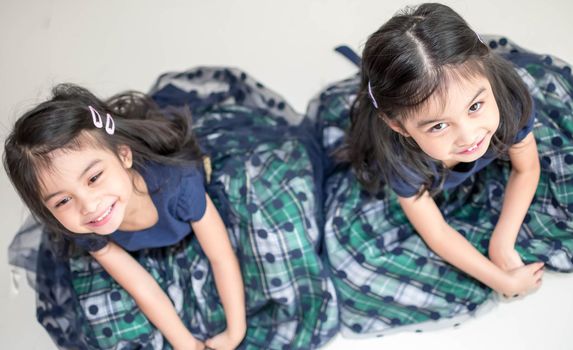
[14,67,339,349]
[306,36,573,336]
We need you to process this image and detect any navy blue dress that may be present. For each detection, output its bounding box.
[390,108,535,197]
[306,36,573,337]
[73,163,206,252]
[9,67,339,350]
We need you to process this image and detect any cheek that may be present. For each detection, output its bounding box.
[487,105,501,128]
[413,134,444,151]
[118,173,134,197]
[493,113,501,129]
[51,210,75,229]
[108,168,132,191]
[52,208,68,220]
[412,140,446,160]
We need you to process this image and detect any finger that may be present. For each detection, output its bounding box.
[526,262,545,272]
[534,268,544,279]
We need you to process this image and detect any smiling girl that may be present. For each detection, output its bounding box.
[5,67,338,349]
[307,2,573,336]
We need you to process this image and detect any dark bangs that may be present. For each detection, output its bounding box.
[4,105,112,254]
[392,59,489,122]
[343,3,531,196]
[31,131,111,195]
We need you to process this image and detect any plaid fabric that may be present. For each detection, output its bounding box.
[306,35,573,336]
[19,67,339,349]
[151,67,339,349]
[70,235,223,349]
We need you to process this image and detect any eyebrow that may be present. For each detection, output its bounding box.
[42,159,102,202]
[416,87,487,128]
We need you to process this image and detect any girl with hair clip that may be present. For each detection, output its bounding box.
[5,67,338,349]
[307,2,573,336]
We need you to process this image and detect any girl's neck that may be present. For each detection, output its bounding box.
[444,159,459,168]
[118,171,158,232]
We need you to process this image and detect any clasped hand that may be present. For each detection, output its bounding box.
[175,329,243,350]
[489,239,544,297]
[204,329,244,350]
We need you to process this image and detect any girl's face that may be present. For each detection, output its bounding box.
[39,138,136,236]
[388,73,500,167]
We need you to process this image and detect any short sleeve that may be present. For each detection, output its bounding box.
[387,163,427,198]
[388,175,420,197]
[514,105,535,144]
[176,167,207,222]
[72,234,109,252]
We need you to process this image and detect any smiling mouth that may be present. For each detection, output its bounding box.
[458,136,486,155]
[89,203,115,224]
[466,144,479,152]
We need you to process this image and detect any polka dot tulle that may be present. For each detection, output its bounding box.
[8,37,573,348]
[306,35,573,336]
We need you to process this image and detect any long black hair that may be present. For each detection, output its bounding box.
[4,83,203,247]
[338,3,532,195]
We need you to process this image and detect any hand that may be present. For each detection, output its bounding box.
[489,244,524,272]
[498,262,544,297]
[205,330,245,350]
[193,341,206,350]
[173,334,205,350]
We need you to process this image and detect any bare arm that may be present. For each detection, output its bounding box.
[489,133,541,270]
[398,191,543,296]
[91,243,202,350]
[193,194,246,349]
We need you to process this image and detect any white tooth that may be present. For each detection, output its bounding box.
[95,206,112,222]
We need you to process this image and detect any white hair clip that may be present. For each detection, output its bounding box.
[476,32,486,46]
[88,105,115,135]
[367,81,379,109]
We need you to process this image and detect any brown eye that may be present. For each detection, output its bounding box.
[469,102,482,112]
[430,122,448,133]
[89,172,103,184]
[55,196,71,208]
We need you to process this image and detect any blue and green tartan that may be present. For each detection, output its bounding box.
[24,67,339,350]
[11,38,573,349]
[307,35,573,336]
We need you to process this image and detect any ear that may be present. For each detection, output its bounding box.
[383,117,410,137]
[117,145,133,168]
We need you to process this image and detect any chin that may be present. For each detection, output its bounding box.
[457,154,482,164]
[93,229,117,236]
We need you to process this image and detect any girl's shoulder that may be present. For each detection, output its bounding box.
[141,161,207,223]
[140,161,205,193]
[386,163,427,198]
[513,100,536,145]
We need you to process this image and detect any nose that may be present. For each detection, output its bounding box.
[456,122,479,148]
[79,194,101,216]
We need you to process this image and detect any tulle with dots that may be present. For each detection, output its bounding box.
[306,36,573,337]
[9,67,339,349]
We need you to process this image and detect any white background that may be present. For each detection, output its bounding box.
[1,1,572,349]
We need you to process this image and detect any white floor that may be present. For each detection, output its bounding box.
[1,1,572,349]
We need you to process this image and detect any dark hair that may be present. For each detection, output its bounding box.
[4,83,203,248]
[339,3,532,195]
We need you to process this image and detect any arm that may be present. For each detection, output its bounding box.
[192,194,246,350]
[489,133,541,270]
[398,191,543,296]
[91,242,202,350]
